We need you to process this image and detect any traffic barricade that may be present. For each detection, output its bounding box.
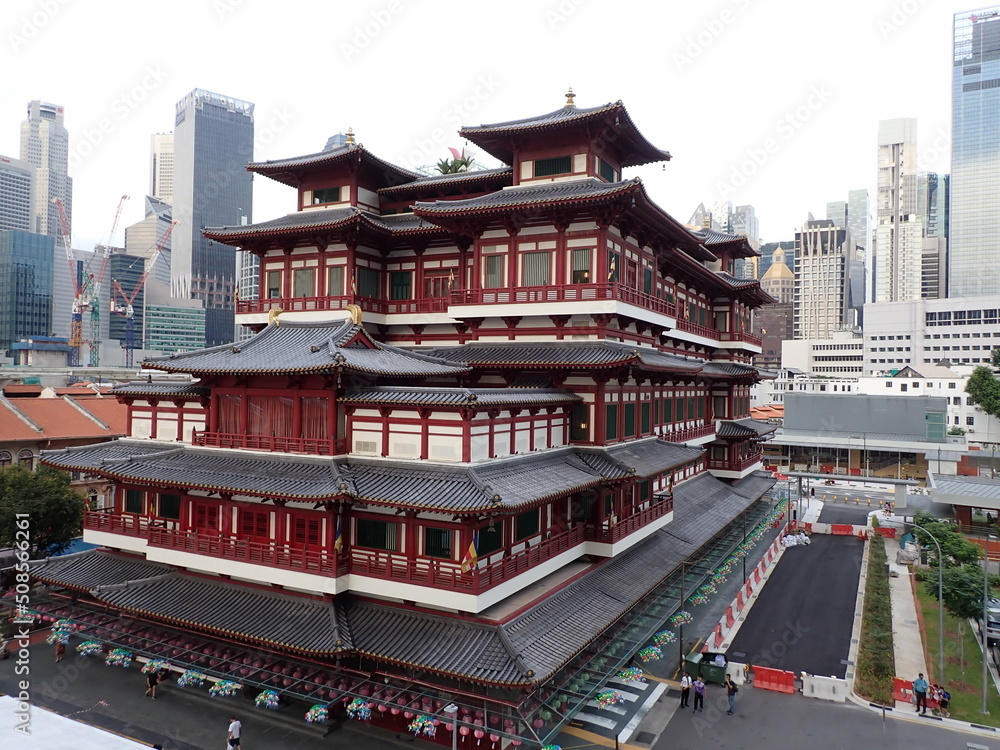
[831,524,854,536]
[753,666,796,694]
[801,674,848,702]
[892,677,912,704]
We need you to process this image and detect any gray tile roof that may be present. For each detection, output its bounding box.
[459,101,672,167]
[730,471,778,500]
[246,143,419,186]
[427,340,705,373]
[39,439,178,471]
[716,418,777,438]
[932,474,1000,500]
[339,386,581,408]
[143,319,470,377]
[413,178,640,216]
[203,207,446,243]
[377,167,513,196]
[598,438,705,480]
[701,362,759,378]
[43,440,689,511]
[28,549,173,591]
[92,572,349,655]
[714,271,765,288]
[112,381,210,399]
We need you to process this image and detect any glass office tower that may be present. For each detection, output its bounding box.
[950,7,1000,297]
[171,89,254,345]
[0,230,54,353]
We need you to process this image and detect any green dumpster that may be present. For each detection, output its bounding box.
[700,652,729,684]
[683,652,703,678]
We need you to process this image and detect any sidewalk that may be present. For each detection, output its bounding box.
[886,534,928,697]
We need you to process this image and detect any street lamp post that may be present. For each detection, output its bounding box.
[444,703,458,750]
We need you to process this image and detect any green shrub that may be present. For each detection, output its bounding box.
[855,537,894,704]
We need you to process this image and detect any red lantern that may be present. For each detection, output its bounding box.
[391,708,400,716]
[459,727,470,736]
[511,742,521,747]
[474,729,485,746]
[533,719,544,729]
[404,711,414,719]
[445,723,454,732]
[377,704,387,713]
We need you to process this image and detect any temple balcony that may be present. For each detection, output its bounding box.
[662,423,716,444]
[191,431,348,456]
[80,497,674,613]
[716,330,763,353]
[705,453,763,479]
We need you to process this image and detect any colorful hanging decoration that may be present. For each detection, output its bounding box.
[141,659,170,674]
[541,745,562,750]
[346,698,371,720]
[209,680,242,698]
[75,641,103,656]
[617,667,645,683]
[595,691,624,709]
[637,646,662,662]
[669,610,693,627]
[653,630,676,646]
[407,714,436,737]
[104,648,133,668]
[46,619,75,645]
[255,689,280,710]
[305,704,329,723]
[177,670,206,688]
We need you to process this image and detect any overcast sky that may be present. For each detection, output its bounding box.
[0,0,979,253]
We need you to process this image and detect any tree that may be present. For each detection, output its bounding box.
[435,155,475,174]
[927,564,989,621]
[966,362,1000,420]
[912,511,983,566]
[0,464,86,558]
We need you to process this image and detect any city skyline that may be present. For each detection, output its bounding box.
[0,0,976,255]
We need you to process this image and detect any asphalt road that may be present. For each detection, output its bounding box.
[657,684,998,750]
[726,534,863,678]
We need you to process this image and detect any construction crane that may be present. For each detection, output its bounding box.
[112,220,178,368]
[52,198,84,367]
[85,194,129,367]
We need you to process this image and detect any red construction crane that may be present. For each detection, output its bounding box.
[52,198,85,367]
[85,194,129,366]
[112,220,178,368]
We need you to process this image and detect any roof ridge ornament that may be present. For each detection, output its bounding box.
[345,303,363,325]
[267,307,284,326]
[345,127,355,145]
[565,87,576,107]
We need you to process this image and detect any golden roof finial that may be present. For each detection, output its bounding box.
[565,87,576,107]
[345,303,362,325]
[267,307,284,326]
[345,127,355,145]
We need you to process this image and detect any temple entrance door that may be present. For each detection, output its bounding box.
[238,509,271,544]
[192,503,220,534]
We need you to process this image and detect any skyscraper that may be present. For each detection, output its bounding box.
[826,201,847,229]
[19,101,71,237]
[917,172,950,299]
[0,230,54,353]
[793,218,856,339]
[847,189,870,254]
[950,6,1000,297]
[872,118,922,304]
[0,155,34,232]
[149,133,174,204]
[171,89,254,345]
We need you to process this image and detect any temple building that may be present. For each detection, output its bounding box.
[29,93,777,746]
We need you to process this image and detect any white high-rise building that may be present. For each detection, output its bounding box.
[19,101,72,237]
[0,154,34,232]
[793,218,855,339]
[872,118,922,304]
[149,133,174,204]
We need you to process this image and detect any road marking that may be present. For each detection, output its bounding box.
[561,725,647,750]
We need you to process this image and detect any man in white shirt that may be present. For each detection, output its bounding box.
[679,672,692,707]
[227,716,242,749]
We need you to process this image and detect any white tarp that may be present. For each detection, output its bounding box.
[0,695,148,750]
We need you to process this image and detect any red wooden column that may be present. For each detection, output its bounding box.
[292,391,303,440]
[594,380,607,443]
[173,400,185,441]
[471,238,483,292]
[405,511,418,563]
[208,393,219,433]
[150,399,159,440]
[554,219,569,285]
[419,408,431,460]
[282,245,294,299]
[379,407,390,457]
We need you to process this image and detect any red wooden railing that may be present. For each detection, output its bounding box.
[448,283,678,318]
[147,527,346,576]
[665,423,716,442]
[706,454,762,472]
[84,509,149,538]
[236,296,389,315]
[192,432,347,456]
[86,509,671,595]
[675,318,719,339]
[587,497,674,545]
[719,331,763,347]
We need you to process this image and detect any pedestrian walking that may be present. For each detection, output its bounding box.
[913,673,929,715]
[937,686,951,718]
[724,674,738,715]
[692,677,705,712]
[679,672,692,708]
[227,716,242,749]
[144,669,159,699]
